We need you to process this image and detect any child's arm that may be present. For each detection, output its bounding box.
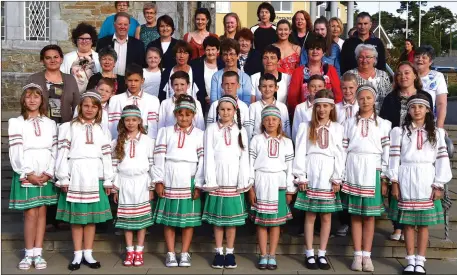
[246,105,255,140]
[8,118,30,181]
[152,128,167,184]
[248,136,258,190]
[43,121,58,179]
[111,140,120,193]
[194,132,205,190]
[386,127,402,184]
[195,101,206,131]
[285,139,297,195]
[107,97,120,139]
[148,139,156,191]
[206,103,216,125]
[380,120,392,179]
[237,128,252,193]
[55,123,72,189]
[147,98,160,140]
[291,108,302,142]
[281,107,291,138]
[433,128,453,189]
[157,102,166,130]
[203,127,218,191]
[292,123,309,189]
[332,124,344,186]
[101,134,114,189]
[342,120,351,182]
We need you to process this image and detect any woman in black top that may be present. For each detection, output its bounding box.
[146,15,178,70]
[291,10,313,48]
[249,2,278,53]
[86,46,126,94]
[235,28,262,76]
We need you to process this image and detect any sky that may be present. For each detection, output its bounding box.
[355,1,457,18]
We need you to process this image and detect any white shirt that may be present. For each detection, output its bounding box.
[292,100,313,141]
[207,98,250,129]
[163,67,199,99]
[161,41,171,54]
[204,61,218,97]
[336,38,345,51]
[335,100,359,125]
[113,33,128,76]
[246,100,290,140]
[143,69,162,97]
[420,70,448,109]
[158,97,206,131]
[250,72,291,104]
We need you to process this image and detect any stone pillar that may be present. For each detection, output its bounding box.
[346,1,355,38]
[310,1,317,22]
[330,1,338,18]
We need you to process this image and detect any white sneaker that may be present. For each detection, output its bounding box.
[336,224,349,236]
[179,252,191,267]
[165,252,178,267]
[390,233,401,241]
[33,255,47,269]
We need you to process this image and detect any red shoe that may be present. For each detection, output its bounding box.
[134,251,144,266]
[123,251,135,266]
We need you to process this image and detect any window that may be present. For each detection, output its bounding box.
[1,2,5,40]
[317,2,327,18]
[271,2,292,13]
[216,2,230,14]
[25,1,50,41]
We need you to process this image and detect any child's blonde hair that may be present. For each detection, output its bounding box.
[341,72,358,87]
[72,91,103,124]
[309,89,336,144]
[20,84,47,119]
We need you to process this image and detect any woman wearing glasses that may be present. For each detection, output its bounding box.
[60,23,101,93]
[135,3,160,50]
[346,44,392,113]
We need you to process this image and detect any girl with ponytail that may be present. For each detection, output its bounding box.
[202,95,250,269]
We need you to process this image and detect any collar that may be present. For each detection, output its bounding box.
[263,131,282,141]
[318,120,332,128]
[27,115,44,121]
[306,100,313,109]
[217,120,235,129]
[127,90,143,98]
[113,33,128,43]
[357,113,375,121]
[127,132,142,142]
[174,124,194,135]
[102,102,108,110]
[81,119,96,125]
[343,99,356,106]
[411,122,426,131]
[261,98,276,107]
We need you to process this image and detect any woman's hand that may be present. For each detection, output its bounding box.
[113,193,119,204]
[332,184,341,193]
[432,189,443,201]
[248,188,257,206]
[39,174,51,185]
[61,187,68,193]
[105,188,111,196]
[192,188,201,200]
[391,182,400,200]
[155,183,164,198]
[299,183,308,192]
[286,194,293,204]
[381,179,389,197]
[26,174,42,185]
[149,190,155,201]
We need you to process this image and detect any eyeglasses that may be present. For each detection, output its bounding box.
[78,38,92,42]
[222,52,237,57]
[358,56,375,60]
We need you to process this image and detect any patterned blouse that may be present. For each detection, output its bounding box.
[278,52,300,75]
[347,68,392,114]
[139,25,160,49]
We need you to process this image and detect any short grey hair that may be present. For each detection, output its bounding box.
[355,44,378,66]
[143,3,157,14]
[98,46,118,62]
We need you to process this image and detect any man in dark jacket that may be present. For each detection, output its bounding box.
[96,12,145,76]
[340,12,386,75]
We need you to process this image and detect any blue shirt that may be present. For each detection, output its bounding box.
[210,69,252,106]
[98,14,140,39]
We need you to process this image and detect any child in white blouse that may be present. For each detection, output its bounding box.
[158,71,205,130]
[9,84,58,270]
[248,105,296,270]
[342,84,391,272]
[336,73,359,125]
[55,91,113,271]
[153,95,204,268]
[202,95,250,269]
[112,105,155,267]
[388,94,452,275]
[143,47,162,97]
[293,89,344,270]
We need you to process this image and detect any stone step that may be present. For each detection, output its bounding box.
[2,222,456,259]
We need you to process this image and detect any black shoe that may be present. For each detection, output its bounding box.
[402,264,416,275]
[318,256,331,270]
[415,264,427,275]
[305,256,318,270]
[68,262,81,271]
[82,259,101,269]
[211,253,224,269]
[224,253,237,269]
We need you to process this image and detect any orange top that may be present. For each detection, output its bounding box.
[184,32,219,60]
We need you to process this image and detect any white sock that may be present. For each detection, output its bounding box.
[305,249,315,263]
[25,248,34,257]
[354,251,363,256]
[135,246,144,252]
[226,247,234,254]
[126,246,134,252]
[83,249,97,264]
[405,255,415,272]
[33,247,42,257]
[415,255,426,273]
[318,249,327,264]
[215,247,223,254]
[72,250,82,264]
[362,251,371,258]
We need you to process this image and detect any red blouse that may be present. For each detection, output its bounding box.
[184,32,219,60]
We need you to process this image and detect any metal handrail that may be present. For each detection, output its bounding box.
[444,135,454,241]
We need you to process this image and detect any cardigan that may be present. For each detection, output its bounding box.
[60,50,101,75]
[238,49,263,76]
[28,71,80,123]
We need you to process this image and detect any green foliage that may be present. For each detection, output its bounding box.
[448,84,457,97]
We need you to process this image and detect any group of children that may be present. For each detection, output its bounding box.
[9,63,452,275]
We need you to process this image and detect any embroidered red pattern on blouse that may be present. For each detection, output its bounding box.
[32,118,41,137]
[85,124,94,144]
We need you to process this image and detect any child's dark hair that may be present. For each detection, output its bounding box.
[170,71,190,84]
[97,77,116,91]
[309,89,336,144]
[115,105,147,162]
[259,73,278,86]
[402,93,437,147]
[309,74,326,84]
[125,63,144,79]
[222,70,240,83]
[203,35,221,50]
[217,95,244,150]
[262,44,281,60]
[256,2,276,22]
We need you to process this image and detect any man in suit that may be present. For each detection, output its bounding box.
[96,12,145,76]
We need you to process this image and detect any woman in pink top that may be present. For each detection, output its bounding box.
[273,19,301,75]
[183,8,218,61]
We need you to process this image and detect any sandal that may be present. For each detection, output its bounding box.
[33,255,47,269]
[402,264,416,275]
[123,251,135,267]
[18,256,32,270]
[415,264,427,274]
[134,251,144,266]
[305,256,318,270]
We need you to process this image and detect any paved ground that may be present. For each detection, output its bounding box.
[2,251,457,274]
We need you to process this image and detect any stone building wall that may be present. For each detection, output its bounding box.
[1,1,196,111]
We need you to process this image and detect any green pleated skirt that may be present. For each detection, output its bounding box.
[250,190,292,227]
[202,192,247,226]
[342,171,384,217]
[153,180,202,228]
[115,201,156,230]
[9,172,58,210]
[56,181,113,224]
[295,190,343,213]
[388,198,444,226]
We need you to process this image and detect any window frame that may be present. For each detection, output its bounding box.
[24,1,50,41]
[271,1,292,13]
